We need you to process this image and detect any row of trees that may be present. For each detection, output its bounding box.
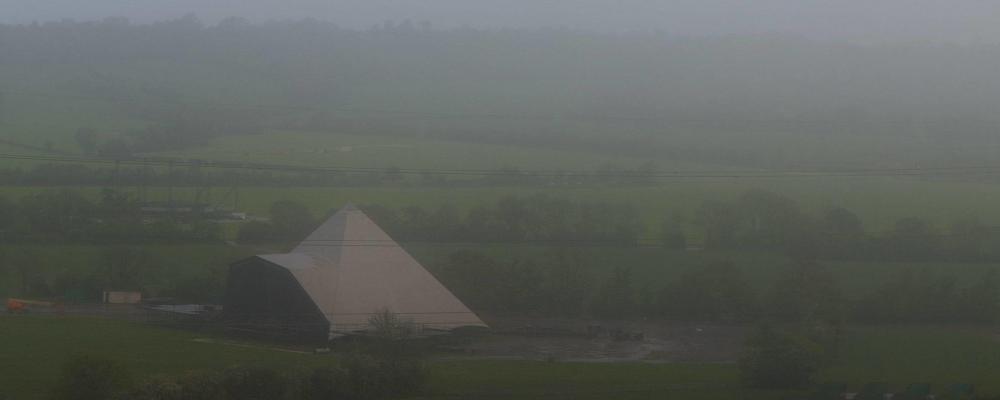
[698,189,1000,262]
[242,190,1000,263]
[3,244,227,303]
[239,195,645,245]
[435,250,1000,325]
[0,189,222,243]
[364,195,644,243]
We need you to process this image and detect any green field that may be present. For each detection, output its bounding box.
[1,317,999,400]
[824,326,1000,394]
[154,130,676,171]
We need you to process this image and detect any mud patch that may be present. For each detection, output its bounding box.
[456,317,747,363]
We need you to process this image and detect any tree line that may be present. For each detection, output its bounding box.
[0,160,662,187]
[239,195,645,245]
[0,189,222,244]
[8,190,1000,326]
[244,189,1000,263]
[436,250,1000,326]
[696,189,1000,263]
[234,193,1000,325]
[0,189,222,243]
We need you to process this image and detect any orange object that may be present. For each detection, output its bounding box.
[6,298,25,313]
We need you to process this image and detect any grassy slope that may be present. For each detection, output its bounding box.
[0,316,325,400]
[154,130,674,171]
[823,325,1000,394]
[2,317,999,400]
[424,361,747,400]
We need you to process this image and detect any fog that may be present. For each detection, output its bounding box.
[5,0,1000,44]
[6,2,1000,398]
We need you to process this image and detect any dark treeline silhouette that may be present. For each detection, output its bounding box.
[364,195,644,244]
[237,190,1000,263]
[5,18,1000,168]
[238,195,644,245]
[699,189,1000,263]
[435,250,1000,325]
[6,191,998,324]
[0,189,222,243]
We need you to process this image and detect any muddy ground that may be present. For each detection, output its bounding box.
[458,316,747,363]
[12,306,748,363]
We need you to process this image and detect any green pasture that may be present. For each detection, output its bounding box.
[1,317,999,399]
[155,130,671,171]
[0,316,325,400]
[822,325,1000,395]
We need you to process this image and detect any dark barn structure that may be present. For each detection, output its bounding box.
[224,257,330,342]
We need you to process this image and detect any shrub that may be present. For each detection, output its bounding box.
[175,371,225,400]
[738,325,821,389]
[51,354,131,400]
[301,367,349,400]
[117,376,182,400]
[236,221,277,244]
[221,365,291,400]
[341,353,426,400]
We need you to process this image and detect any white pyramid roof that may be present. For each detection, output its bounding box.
[258,204,486,335]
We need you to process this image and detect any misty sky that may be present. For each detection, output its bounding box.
[4,0,1000,44]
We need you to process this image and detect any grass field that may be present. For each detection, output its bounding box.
[154,130,676,171]
[823,325,1000,395]
[1,316,999,400]
[0,316,325,400]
